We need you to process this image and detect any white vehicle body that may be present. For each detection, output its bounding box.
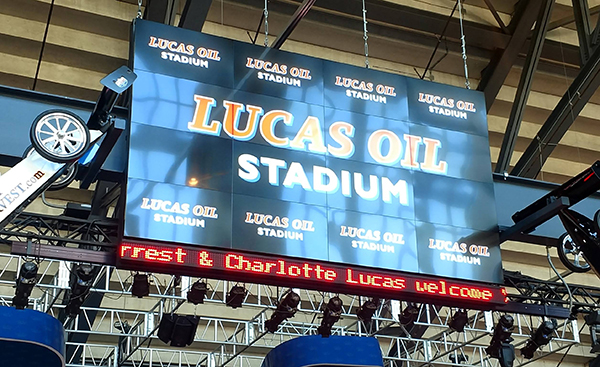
[0,130,102,227]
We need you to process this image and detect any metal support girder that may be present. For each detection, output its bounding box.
[511,44,600,178]
[11,242,116,264]
[499,197,570,243]
[292,0,508,51]
[80,118,125,190]
[511,161,600,222]
[592,10,600,46]
[482,0,508,34]
[144,0,178,25]
[477,0,543,112]
[90,181,121,218]
[178,0,213,32]
[271,0,317,50]
[3,212,118,249]
[504,270,600,313]
[548,5,600,31]
[495,0,555,173]
[572,0,593,64]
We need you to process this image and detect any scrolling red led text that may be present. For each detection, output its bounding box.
[118,242,506,306]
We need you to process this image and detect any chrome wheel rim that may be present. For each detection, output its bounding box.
[34,112,86,159]
[561,234,590,270]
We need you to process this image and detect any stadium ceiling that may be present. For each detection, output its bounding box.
[135,0,600,180]
[1,0,599,182]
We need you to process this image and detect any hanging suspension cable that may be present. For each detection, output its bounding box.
[362,0,369,68]
[417,1,458,79]
[457,0,470,89]
[32,0,55,91]
[137,0,143,19]
[263,0,269,47]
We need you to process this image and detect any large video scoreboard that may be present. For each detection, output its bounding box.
[118,19,506,307]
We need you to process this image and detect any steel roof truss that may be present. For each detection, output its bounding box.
[496,0,555,173]
[477,0,543,112]
[572,0,593,64]
[511,43,600,178]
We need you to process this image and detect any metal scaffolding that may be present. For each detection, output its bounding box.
[0,252,585,367]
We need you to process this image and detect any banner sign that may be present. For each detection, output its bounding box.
[122,19,503,297]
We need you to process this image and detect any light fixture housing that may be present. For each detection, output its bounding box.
[131,273,150,298]
[265,291,301,333]
[157,313,199,347]
[449,309,469,332]
[399,302,420,326]
[12,261,38,309]
[187,280,207,305]
[317,296,343,337]
[520,319,557,359]
[357,297,380,323]
[486,315,514,358]
[65,264,95,317]
[586,311,600,353]
[226,285,246,308]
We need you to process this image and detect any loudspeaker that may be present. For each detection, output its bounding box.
[170,315,200,347]
[157,314,176,344]
[157,314,199,347]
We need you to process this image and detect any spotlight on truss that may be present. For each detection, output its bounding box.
[399,302,420,326]
[357,297,380,323]
[317,296,343,338]
[586,311,600,353]
[131,273,150,298]
[114,320,132,333]
[12,261,38,309]
[520,319,557,359]
[226,285,246,308]
[449,354,468,365]
[265,290,301,333]
[65,264,96,317]
[449,309,469,332]
[486,315,515,367]
[187,280,207,305]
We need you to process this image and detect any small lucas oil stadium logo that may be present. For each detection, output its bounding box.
[417,92,477,120]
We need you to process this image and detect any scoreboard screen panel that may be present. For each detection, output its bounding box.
[121,19,504,307]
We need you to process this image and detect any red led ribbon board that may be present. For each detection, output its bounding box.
[117,241,508,308]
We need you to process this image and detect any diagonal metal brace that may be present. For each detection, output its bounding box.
[499,196,570,243]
